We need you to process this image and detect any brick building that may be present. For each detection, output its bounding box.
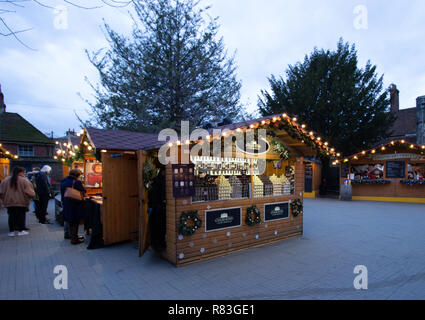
[0,85,62,183]
[385,84,425,145]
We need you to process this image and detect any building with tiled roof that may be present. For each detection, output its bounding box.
[384,84,425,145]
[0,85,61,183]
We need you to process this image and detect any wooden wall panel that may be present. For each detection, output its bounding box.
[102,152,139,245]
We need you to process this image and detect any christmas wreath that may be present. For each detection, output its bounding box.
[290,199,303,217]
[246,205,262,226]
[178,211,202,236]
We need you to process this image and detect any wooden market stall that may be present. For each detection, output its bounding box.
[141,115,338,266]
[339,140,425,204]
[70,127,159,246]
[57,115,338,266]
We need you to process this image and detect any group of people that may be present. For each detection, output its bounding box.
[0,165,86,245]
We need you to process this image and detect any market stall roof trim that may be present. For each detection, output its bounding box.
[72,113,339,157]
[335,140,425,165]
[0,143,18,159]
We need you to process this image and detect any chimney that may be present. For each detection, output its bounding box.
[416,95,425,145]
[389,84,399,113]
[0,84,6,114]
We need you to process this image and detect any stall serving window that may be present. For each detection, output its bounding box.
[191,156,295,203]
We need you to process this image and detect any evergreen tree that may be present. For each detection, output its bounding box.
[258,39,395,156]
[86,0,242,133]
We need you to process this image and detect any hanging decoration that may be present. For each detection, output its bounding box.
[270,139,291,160]
[290,199,303,217]
[142,157,160,191]
[178,211,202,236]
[246,205,262,226]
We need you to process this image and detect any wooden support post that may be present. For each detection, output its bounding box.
[138,150,150,257]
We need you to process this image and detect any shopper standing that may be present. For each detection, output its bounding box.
[0,167,35,236]
[35,165,52,224]
[61,169,86,245]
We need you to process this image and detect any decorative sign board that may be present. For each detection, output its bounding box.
[386,161,406,178]
[205,207,241,232]
[264,202,289,222]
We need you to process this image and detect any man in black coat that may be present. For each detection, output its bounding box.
[35,165,52,224]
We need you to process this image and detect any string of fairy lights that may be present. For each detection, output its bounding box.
[0,143,19,160]
[54,113,341,165]
[334,139,425,165]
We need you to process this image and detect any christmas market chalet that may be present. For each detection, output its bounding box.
[338,140,425,204]
[56,114,338,266]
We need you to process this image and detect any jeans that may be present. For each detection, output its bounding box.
[7,207,27,232]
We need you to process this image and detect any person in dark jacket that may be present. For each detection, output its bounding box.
[35,165,52,224]
[61,169,86,245]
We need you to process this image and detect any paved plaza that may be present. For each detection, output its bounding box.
[0,198,424,300]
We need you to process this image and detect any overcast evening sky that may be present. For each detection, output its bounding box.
[0,0,424,137]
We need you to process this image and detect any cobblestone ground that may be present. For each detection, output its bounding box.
[0,199,424,300]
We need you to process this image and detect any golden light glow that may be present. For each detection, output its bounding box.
[337,153,341,157]
[371,150,376,154]
[74,146,79,149]
[176,140,181,145]
[422,146,425,150]
[261,120,266,125]
[282,113,287,118]
[84,141,88,146]
[331,148,335,152]
[61,158,65,162]
[301,124,306,129]
[317,137,321,141]
[88,146,93,151]
[236,128,242,133]
[410,145,414,149]
[168,143,173,147]
[250,124,255,129]
[401,140,405,144]
[324,142,329,146]
[54,156,57,160]
[206,135,211,140]
[309,132,314,136]
[101,149,107,153]
[14,155,18,159]
[5,151,9,155]
[55,141,59,145]
[272,117,277,122]
[185,140,190,145]
[292,117,297,122]
[381,147,386,151]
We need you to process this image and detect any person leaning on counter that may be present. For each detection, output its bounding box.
[61,169,86,245]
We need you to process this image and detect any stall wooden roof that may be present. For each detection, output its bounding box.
[86,127,159,152]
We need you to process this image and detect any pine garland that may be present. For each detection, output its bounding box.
[178,211,202,236]
[270,139,291,160]
[351,179,391,185]
[290,199,303,217]
[400,179,425,186]
[246,205,262,226]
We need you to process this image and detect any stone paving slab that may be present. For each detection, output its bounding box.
[0,198,425,300]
